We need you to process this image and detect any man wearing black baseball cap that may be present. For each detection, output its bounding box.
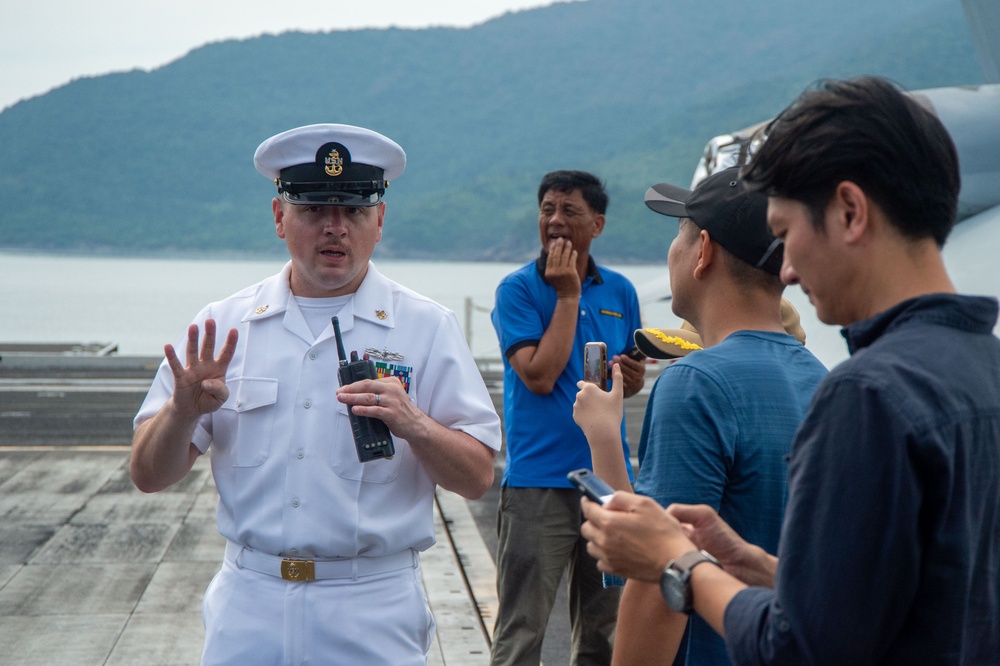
[643,166,784,276]
[574,166,826,666]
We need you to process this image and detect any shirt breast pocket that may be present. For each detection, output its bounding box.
[329,400,401,483]
[214,377,279,467]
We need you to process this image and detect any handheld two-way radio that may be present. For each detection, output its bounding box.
[332,316,395,462]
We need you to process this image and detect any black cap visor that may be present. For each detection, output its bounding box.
[279,181,384,207]
[644,183,693,218]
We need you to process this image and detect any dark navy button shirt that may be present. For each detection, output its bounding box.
[724,294,1000,665]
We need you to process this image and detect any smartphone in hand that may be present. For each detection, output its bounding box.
[583,341,608,390]
[568,468,616,505]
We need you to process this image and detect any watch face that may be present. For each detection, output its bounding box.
[660,569,689,613]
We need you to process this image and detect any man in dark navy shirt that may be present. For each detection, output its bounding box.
[579,76,1000,664]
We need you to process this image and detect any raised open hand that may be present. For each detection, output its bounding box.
[163,318,239,418]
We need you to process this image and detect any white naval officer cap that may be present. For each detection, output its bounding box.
[254,123,406,207]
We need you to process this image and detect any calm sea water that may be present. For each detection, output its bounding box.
[1,251,673,359]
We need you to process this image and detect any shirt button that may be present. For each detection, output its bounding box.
[303,400,312,409]
[296,450,305,459]
[292,499,300,508]
[580,309,587,316]
[309,352,317,360]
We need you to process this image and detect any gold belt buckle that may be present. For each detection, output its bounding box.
[281,558,315,581]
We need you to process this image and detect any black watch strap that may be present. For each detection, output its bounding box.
[673,549,720,574]
[661,550,722,614]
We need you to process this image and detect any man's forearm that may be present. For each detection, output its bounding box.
[588,428,631,491]
[691,562,748,637]
[612,580,687,666]
[130,401,201,493]
[511,295,580,393]
[406,417,496,500]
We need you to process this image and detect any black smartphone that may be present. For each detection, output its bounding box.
[567,468,616,505]
[583,341,607,390]
[625,345,646,361]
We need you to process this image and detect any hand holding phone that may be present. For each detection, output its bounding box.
[568,468,616,505]
[583,341,608,391]
[624,346,646,361]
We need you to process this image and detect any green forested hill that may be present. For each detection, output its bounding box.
[0,0,982,262]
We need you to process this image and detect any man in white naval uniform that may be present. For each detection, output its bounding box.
[131,123,502,665]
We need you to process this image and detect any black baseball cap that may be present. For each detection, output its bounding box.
[644,166,783,275]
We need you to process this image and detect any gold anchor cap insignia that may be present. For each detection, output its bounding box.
[324,149,344,177]
[255,305,269,315]
[317,142,349,178]
[376,309,388,320]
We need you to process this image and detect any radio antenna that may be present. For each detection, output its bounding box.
[331,316,348,366]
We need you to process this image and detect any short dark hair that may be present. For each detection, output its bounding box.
[538,170,609,215]
[719,245,785,296]
[743,76,961,247]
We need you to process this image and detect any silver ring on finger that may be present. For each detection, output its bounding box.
[374,394,381,407]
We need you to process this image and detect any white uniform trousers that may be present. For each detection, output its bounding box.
[201,550,435,665]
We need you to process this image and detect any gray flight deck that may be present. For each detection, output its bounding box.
[0,349,652,665]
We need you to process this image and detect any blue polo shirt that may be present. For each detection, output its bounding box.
[492,254,642,488]
[636,330,827,666]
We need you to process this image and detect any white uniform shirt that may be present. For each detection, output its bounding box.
[135,262,501,558]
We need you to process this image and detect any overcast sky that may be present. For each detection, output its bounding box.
[0,0,568,110]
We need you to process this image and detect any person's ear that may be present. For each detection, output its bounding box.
[592,213,606,239]
[272,198,286,239]
[374,201,386,242]
[693,229,715,279]
[834,181,870,246]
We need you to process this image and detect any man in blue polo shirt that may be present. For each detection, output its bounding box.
[490,170,646,665]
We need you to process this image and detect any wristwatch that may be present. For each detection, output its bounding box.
[660,550,722,614]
